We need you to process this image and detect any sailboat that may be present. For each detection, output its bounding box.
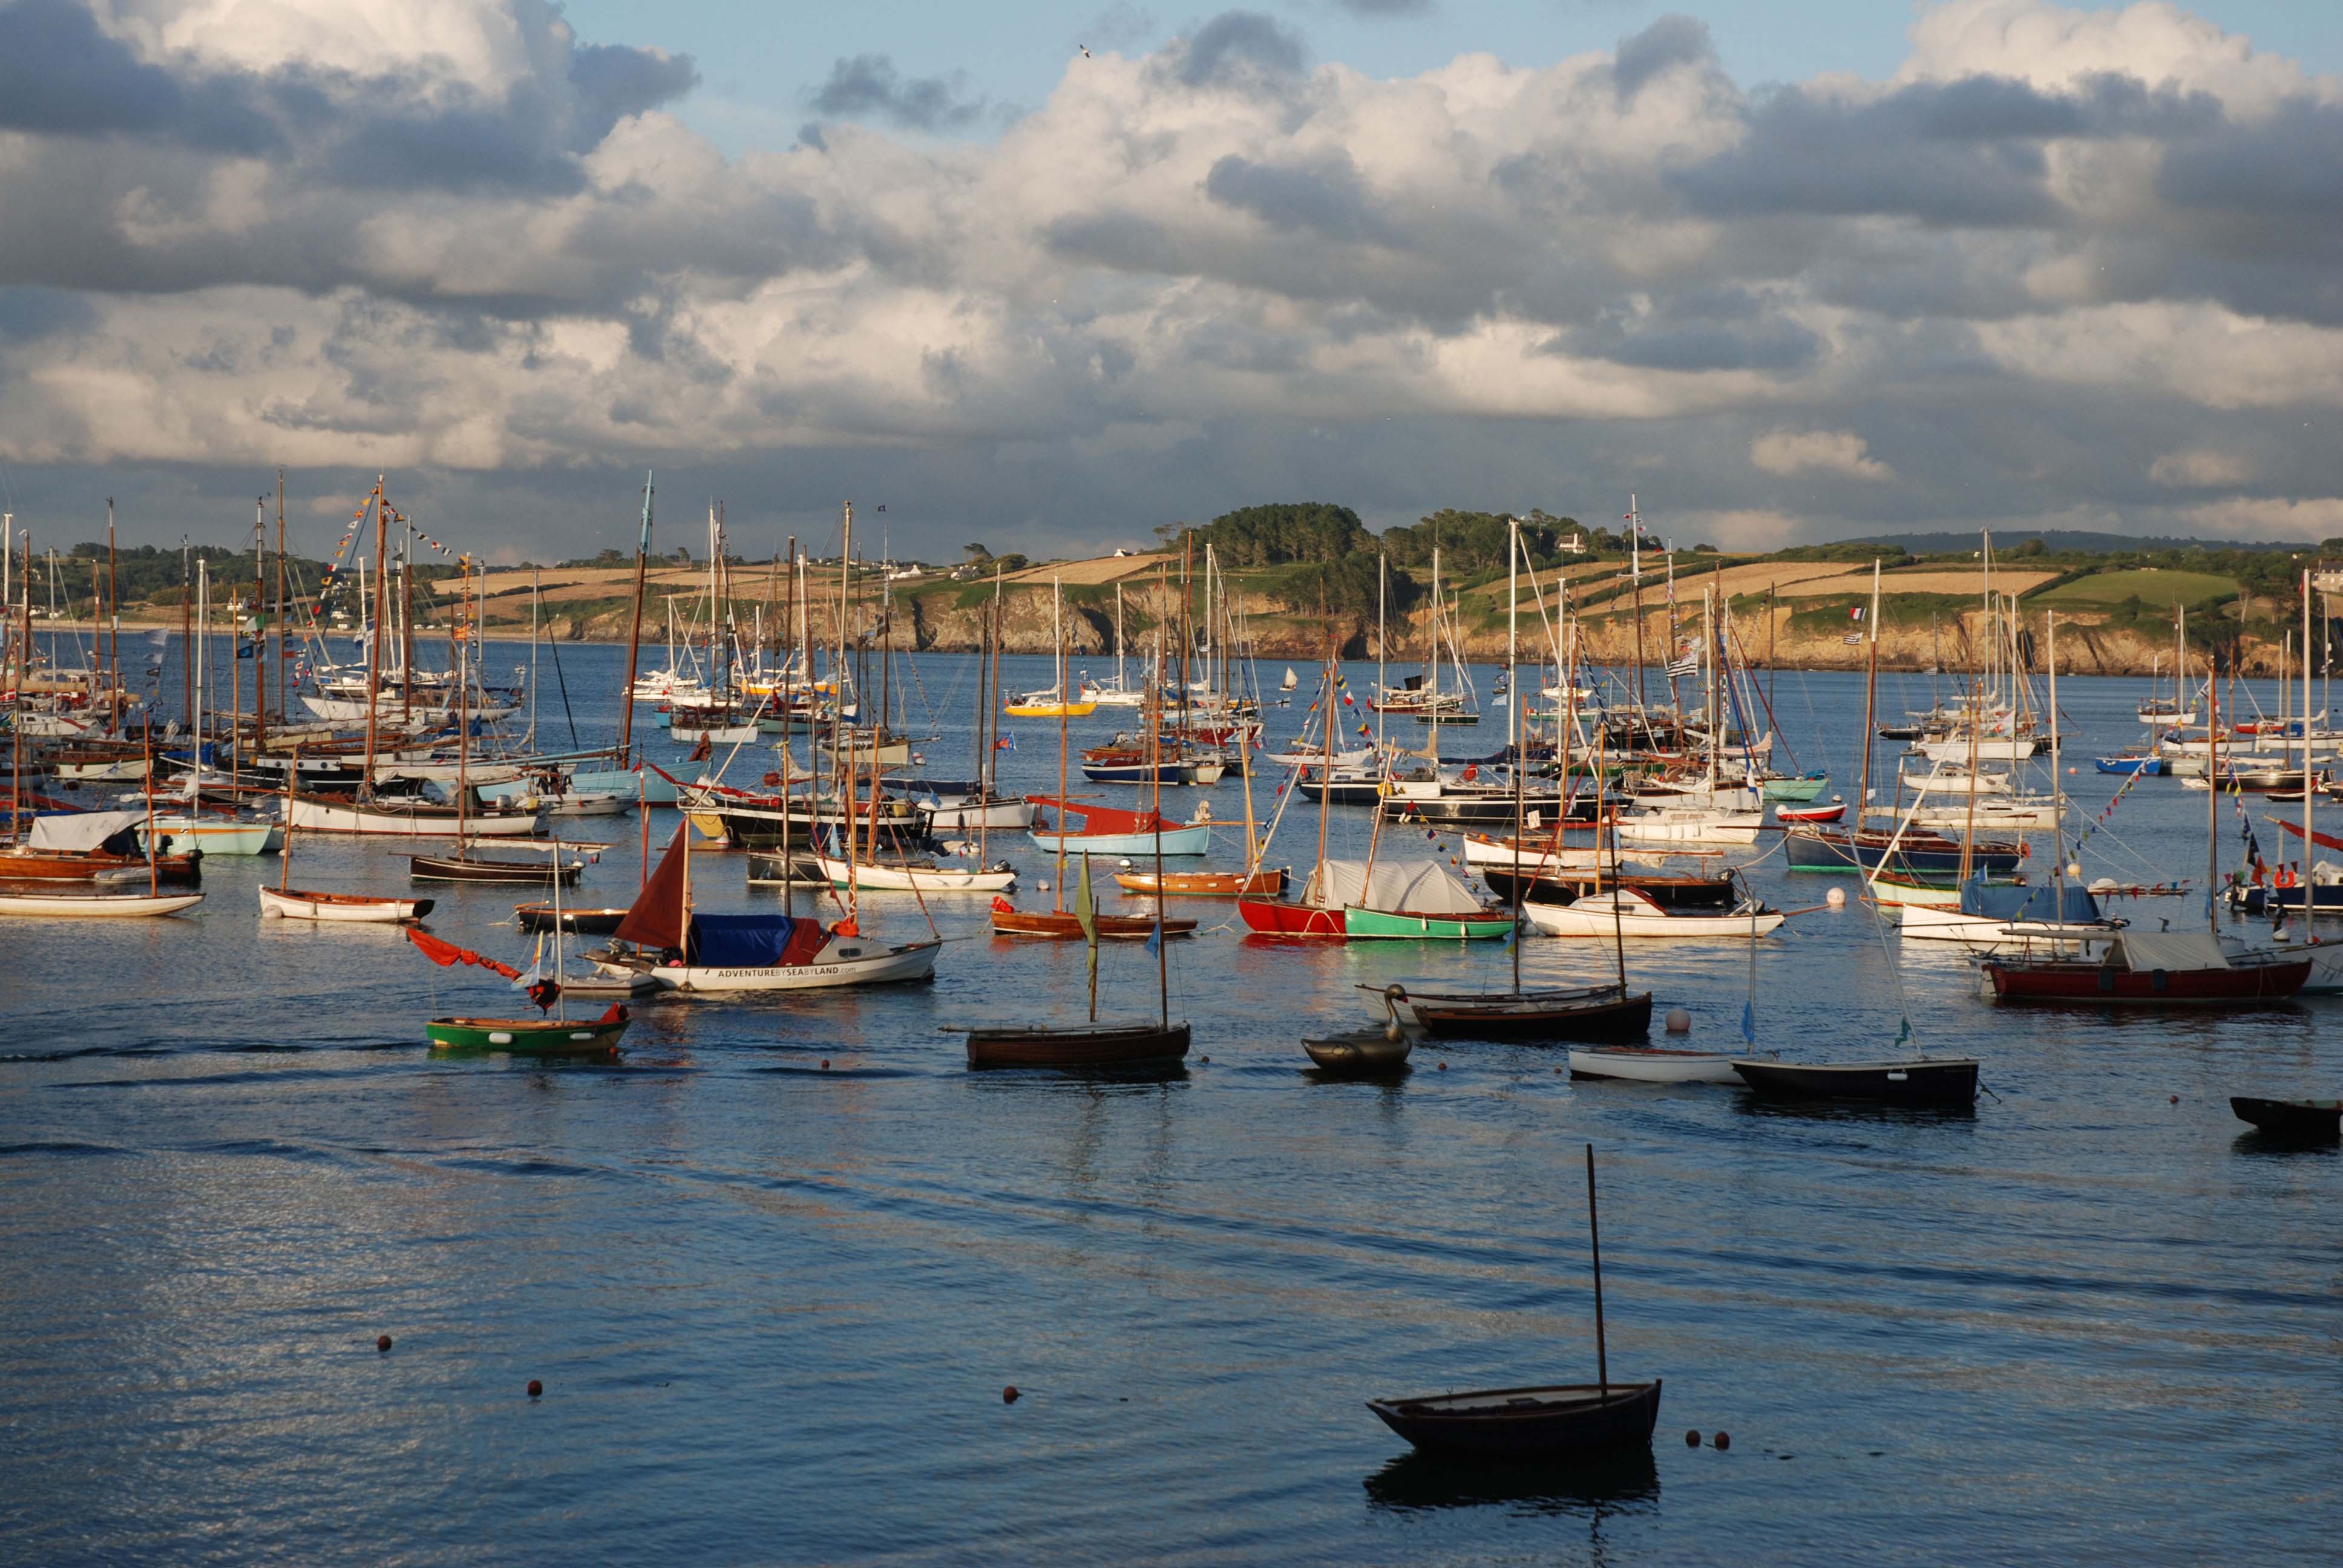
[1003,577,1098,717]
[598,825,939,993]
[1079,583,1148,707]
[258,748,434,922]
[1369,1146,1661,1459]
[958,794,1190,1070]
[1982,626,2310,1005]
[409,850,630,1057]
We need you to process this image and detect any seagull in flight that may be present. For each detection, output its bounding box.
[1079,44,1092,59]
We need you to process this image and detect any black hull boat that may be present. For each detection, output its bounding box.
[1367,1380,1662,1459]
[410,852,581,886]
[963,1020,1191,1072]
[515,903,628,935]
[1404,985,1653,1043]
[1731,1057,1979,1108]
[1302,1028,1414,1077]
[2229,1096,2341,1141]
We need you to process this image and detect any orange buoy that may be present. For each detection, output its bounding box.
[1713,1431,1729,1450]
[1685,1429,1701,1447]
[1003,1385,1020,1404]
[821,1059,831,1070]
[527,1379,543,1399]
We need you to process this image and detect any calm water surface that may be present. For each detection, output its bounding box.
[3,645,2337,1564]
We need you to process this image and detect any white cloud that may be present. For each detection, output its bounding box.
[2182,496,2343,540]
[2148,447,2253,487]
[1748,429,1892,480]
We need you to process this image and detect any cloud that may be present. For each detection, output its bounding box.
[2148,448,2252,488]
[2181,496,2343,540]
[1,0,2340,561]
[809,54,986,132]
[1749,430,1894,480]
[1336,0,1433,15]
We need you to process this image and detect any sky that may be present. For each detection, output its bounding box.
[1,0,2341,566]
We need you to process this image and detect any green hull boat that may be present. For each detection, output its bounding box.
[425,1013,629,1057]
[1340,906,1517,941]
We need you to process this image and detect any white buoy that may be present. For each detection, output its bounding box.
[2068,862,2083,878]
[1825,887,1848,909]
[1037,880,1051,893]
[1664,1008,1692,1034]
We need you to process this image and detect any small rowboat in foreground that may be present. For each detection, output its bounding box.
[425,1007,629,1057]
[1772,801,1845,825]
[0,889,206,918]
[260,886,432,923]
[961,1019,1191,1071]
[1367,1381,1662,1459]
[1569,1045,1740,1083]
[1731,1056,1979,1108]
[1371,1146,1657,1462]
[2229,1096,2341,1140]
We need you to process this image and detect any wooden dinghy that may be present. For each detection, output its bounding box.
[2229,1096,2341,1141]
[989,900,1198,941]
[425,1007,630,1057]
[1394,983,1653,1043]
[1370,1146,1659,1462]
[1567,1045,1740,1084]
[1113,866,1288,898]
[1368,1382,1663,1460]
[961,1019,1191,1071]
[0,889,206,918]
[259,886,432,923]
[408,851,583,886]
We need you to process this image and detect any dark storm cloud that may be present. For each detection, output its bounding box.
[1559,289,1823,374]
[808,54,986,132]
[1204,152,1395,244]
[1335,0,1433,15]
[1612,14,1715,102]
[0,0,280,152]
[1673,73,2220,228]
[1173,11,1306,88]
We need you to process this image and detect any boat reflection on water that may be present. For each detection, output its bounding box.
[1364,1447,1659,1517]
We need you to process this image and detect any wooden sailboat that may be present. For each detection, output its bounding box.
[962,619,1190,1070]
[1369,1147,1660,1459]
[414,849,629,1056]
[1002,577,1097,716]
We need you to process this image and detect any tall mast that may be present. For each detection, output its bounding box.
[2047,610,2064,918]
[1506,515,1519,753]
[103,498,117,733]
[274,469,287,727]
[253,492,268,753]
[1858,560,1881,832]
[2304,569,2316,910]
[837,502,853,722]
[1627,495,1646,725]
[618,472,652,760]
[360,479,386,800]
[455,557,470,854]
[1375,553,1386,753]
[179,538,192,729]
[2207,639,2220,935]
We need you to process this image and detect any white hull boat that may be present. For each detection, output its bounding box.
[1524,888,1783,939]
[0,890,206,918]
[1567,1046,1742,1083]
[1916,737,2040,762]
[286,795,546,837]
[814,855,1017,893]
[258,886,431,923]
[651,936,942,993]
[918,797,1035,831]
[1613,807,1762,847]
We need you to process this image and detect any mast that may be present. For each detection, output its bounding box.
[2305,568,2316,911]
[1316,599,1334,905]
[1627,495,1646,727]
[1506,515,1519,754]
[455,556,470,855]
[180,538,192,730]
[253,494,267,753]
[103,498,117,733]
[274,469,287,727]
[837,501,853,727]
[1153,608,1169,1030]
[2207,637,2220,934]
[1375,553,1387,753]
[360,479,385,801]
[11,529,27,847]
[618,472,652,760]
[1857,560,1881,831]
[1586,1143,1608,1399]
[1054,592,1070,915]
[2047,610,2064,920]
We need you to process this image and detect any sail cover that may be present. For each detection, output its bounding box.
[687,915,827,968]
[28,809,148,854]
[614,826,690,952]
[1304,858,1485,915]
[2111,932,2230,971]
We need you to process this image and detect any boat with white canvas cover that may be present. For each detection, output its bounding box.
[1612,804,1762,846]
[0,889,205,918]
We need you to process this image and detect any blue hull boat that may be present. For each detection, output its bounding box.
[2095,756,2164,776]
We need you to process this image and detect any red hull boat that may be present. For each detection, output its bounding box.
[1236,896,1345,937]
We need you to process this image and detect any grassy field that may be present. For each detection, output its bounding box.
[2035,569,2238,607]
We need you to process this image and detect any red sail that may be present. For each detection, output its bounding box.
[2273,818,2343,853]
[405,926,524,980]
[614,825,690,952]
[1024,795,1168,835]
